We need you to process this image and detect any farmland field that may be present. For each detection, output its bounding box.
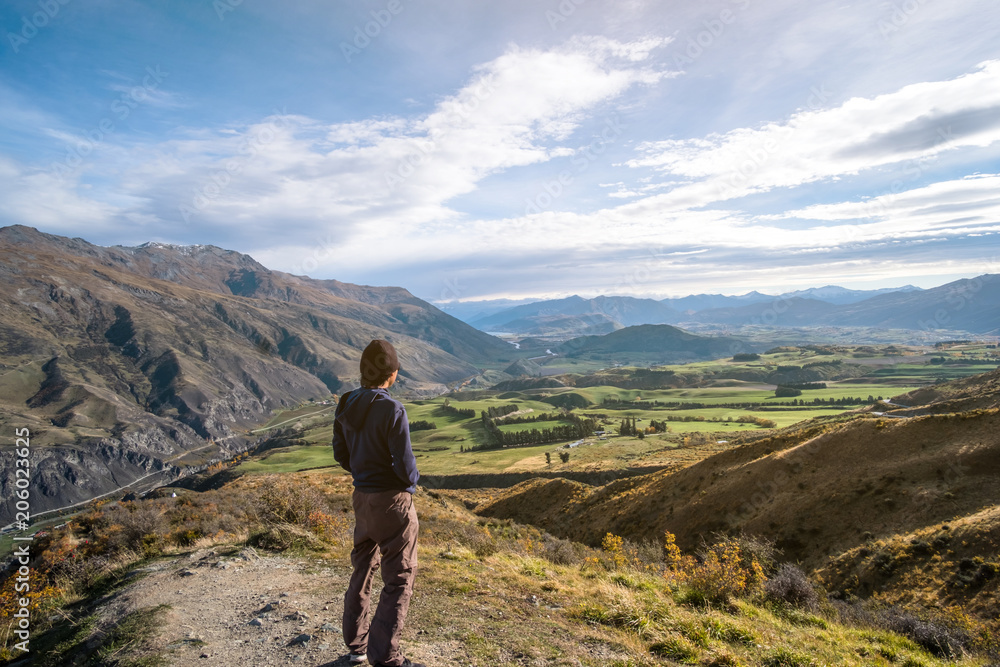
[232,343,995,479]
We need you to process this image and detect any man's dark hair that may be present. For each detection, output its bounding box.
[360,339,399,387]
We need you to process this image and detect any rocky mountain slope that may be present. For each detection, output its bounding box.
[0,225,513,523]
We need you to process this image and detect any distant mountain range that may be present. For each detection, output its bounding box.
[453,280,1000,337]
[0,225,513,522]
[469,295,681,332]
[557,324,753,363]
[688,276,1000,332]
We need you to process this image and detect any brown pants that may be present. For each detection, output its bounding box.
[344,489,419,666]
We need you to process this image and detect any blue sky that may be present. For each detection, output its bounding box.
[2,1,999,304]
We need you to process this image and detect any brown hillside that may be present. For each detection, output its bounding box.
[891,367,1000,414]
[479,401,1000,573]
[816,505,1000,620]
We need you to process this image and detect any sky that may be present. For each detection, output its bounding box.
[1,1,999,304]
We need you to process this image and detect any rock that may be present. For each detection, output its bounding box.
[288,633,311,647]
[284,610,309,622]
[260,601,281,613]
[178,569,197,577]
[248,618,263,627]
[320,623,339,632]
[238,547,260,561]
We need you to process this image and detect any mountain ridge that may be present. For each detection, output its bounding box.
[457,282,939,336]
[0,225,513,523]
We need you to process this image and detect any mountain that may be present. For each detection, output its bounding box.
[466,284,927,337]
[434,297,538,323]
[661,290,772,312]
[781,284,921,305]
[556,324,753,362]
[691,275,1000,333]
[469,295,681,334]
[687,297,838,327]
[0,225,512,522]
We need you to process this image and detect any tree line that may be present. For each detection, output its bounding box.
[467,412,597,451]
[602,396,879,409]
[408,420,437,431]
[482,403,520,420]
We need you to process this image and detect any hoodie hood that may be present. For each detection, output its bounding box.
[337,387,384,431]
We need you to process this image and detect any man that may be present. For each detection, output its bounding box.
[332,339,424,667]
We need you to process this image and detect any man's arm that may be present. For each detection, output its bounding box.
[331,393,352,473]
[387,404,419,491]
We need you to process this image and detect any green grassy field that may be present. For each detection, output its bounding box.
[233,343,994,479]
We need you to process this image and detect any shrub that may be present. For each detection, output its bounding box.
[248,524,326,553]
[254,476,331,527]
[663,531,683,570]
[876,608,967,658]
[682,537,768,605]
[765,564,820,610]
[540,535,585,565]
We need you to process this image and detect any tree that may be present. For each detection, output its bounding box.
[558,451,570,463]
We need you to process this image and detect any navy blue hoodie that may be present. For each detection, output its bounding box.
[332,387,419,494]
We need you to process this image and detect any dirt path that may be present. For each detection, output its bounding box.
[107,547,458,666]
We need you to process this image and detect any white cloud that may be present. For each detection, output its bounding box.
[626,60,1000,205]
[0,158,122,232]
[91,37,671,249]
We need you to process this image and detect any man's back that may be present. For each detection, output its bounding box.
[333,386,419,494]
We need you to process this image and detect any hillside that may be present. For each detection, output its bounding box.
[557,324,754,362]
[0,225,513,522]
[477,369,1000,620]
[6,470,996,666]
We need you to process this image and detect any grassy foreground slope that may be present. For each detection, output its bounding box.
[476,370,1000,624]
[3,471,996,666]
